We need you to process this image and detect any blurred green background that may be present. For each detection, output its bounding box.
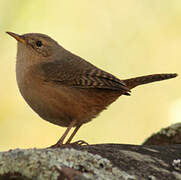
[0,0,180,151]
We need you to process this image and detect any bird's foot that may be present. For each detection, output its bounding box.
[49,143,63,148]
[66,140,89,146]
[49,140,89,148]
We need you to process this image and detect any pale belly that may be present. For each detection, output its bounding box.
[17,75,121,127]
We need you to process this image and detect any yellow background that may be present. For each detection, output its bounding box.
[0,0,180,151]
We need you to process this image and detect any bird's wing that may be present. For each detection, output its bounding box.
[40,59,130,92]
[69,68,130,92]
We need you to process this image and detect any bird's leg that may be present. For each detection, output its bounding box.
[50,120,76,148]
[66,125,89,145]
[65,125,81,144]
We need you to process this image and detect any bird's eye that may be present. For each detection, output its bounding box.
[36,40,42,47]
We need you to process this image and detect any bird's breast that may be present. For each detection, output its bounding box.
[16,66,121,127]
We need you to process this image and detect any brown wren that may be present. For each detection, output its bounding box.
[7,31,177,147]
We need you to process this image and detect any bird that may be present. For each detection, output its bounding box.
[7,31,177,147]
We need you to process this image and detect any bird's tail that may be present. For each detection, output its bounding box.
[122,73,177,90]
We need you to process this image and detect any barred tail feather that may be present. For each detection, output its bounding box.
[122,73,177,90]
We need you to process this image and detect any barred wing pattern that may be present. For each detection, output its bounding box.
[70,68,130,92]
[40,59,130,93]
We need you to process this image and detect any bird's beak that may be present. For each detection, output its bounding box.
[6,32,25,44]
